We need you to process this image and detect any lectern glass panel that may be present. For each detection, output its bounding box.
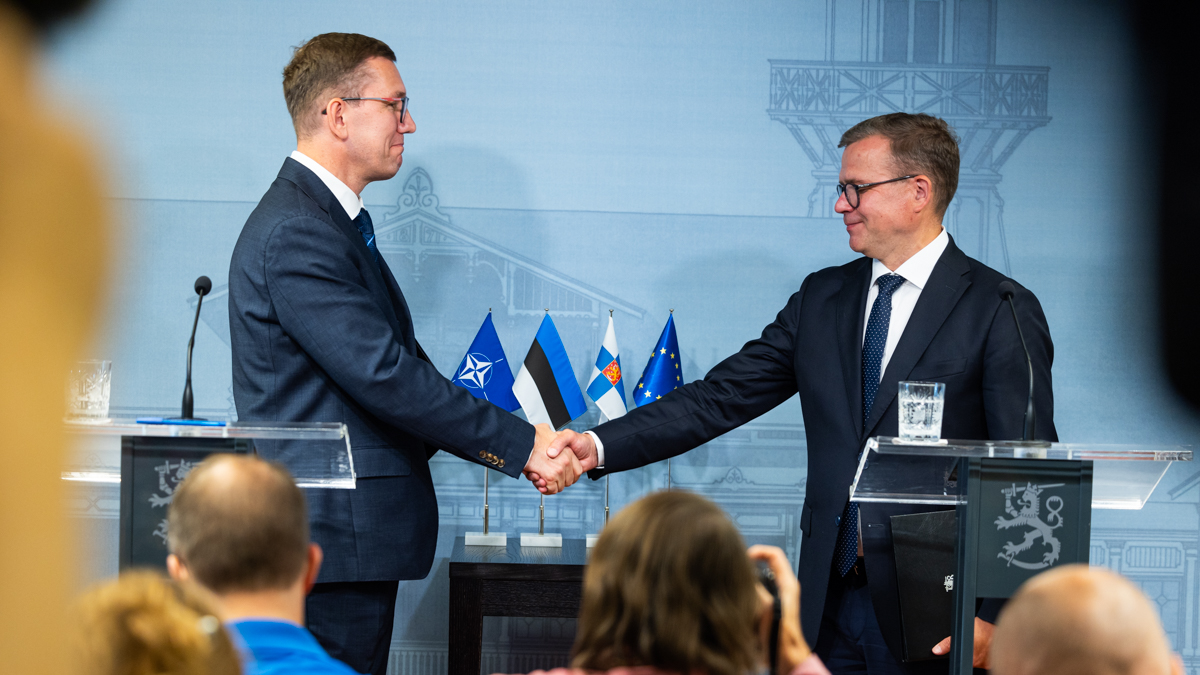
[63,420,355,488]
[849,437,1191,509]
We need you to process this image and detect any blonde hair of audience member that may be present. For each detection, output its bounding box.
[71,570,242,675]
[990,564,1184,675]
[572,490,817,675]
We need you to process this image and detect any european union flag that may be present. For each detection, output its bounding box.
[633,312,682,407]
[452,312,520,412]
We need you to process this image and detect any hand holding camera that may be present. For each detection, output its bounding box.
[749,545,829,675]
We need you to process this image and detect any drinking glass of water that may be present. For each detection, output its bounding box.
[65,360,112,423]
[898,381,945,442]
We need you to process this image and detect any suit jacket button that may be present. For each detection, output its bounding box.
[498,459,505,468]
[478,450,487,459]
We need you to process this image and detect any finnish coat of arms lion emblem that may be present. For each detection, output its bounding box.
[994,482,1065,570]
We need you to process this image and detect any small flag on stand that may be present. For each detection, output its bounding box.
[586,314,627,423]
[513,313,587,429]
[634,312,682,408]
[452,312,520,412]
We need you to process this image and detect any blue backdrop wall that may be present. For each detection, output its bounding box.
[46,1,1200,672]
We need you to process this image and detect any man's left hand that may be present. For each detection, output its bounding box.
[931,617,993,669]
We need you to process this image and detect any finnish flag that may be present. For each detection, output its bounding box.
[585,315,627,422]
[513,313,587,429]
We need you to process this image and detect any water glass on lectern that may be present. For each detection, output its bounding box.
[65,359,112,422]
[898,380,945,442]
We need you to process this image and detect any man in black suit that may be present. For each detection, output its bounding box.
[228,33,580,675]
[544,113,1055,673]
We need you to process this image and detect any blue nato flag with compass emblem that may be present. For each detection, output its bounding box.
[451,312,520,412]
[633,312,682,408]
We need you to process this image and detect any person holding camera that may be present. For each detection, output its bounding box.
[506,490,828,675]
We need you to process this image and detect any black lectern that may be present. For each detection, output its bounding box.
[850,437,1192,675]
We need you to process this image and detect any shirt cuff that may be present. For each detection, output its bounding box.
[584,430,605,469]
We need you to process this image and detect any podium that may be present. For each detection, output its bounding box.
[850,437,1192,675]
[63,420,355,570]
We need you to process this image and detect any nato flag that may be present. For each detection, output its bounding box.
[633,312,682,407]
[451,312,520,412]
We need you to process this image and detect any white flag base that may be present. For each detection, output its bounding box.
[465,532,507,546]
[585,534,600,548]
[520,532,562,548]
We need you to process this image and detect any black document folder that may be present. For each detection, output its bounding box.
[890,509,957,662]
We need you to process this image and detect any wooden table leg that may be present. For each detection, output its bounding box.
[449,575,484,675]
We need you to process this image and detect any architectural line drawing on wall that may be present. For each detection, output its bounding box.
[768,0,1050,274]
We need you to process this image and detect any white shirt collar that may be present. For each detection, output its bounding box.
[870,228,950,290]
[289,150,363,220]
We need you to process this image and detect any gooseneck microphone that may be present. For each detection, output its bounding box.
[180,275,212,420]
[998,281,1036,441]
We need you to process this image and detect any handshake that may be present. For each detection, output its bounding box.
[519,423,599,494]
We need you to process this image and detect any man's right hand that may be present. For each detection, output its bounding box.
[522,423,582,494]
[526,429,599,491]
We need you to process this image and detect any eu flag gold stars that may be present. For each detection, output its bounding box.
[633,312,682,409]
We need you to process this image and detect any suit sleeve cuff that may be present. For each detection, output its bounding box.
[585,430,605,468]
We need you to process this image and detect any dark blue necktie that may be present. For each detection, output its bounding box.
[834,273,906,577]
[353,208,380,264]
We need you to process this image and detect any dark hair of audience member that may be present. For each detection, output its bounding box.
[167,454,309,593]
[838,112,961,217]
[282,32,396,138]
[1,0,94,31]
[71,570,242,675]
[572,491,760,675]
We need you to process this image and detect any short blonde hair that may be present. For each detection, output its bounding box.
[282,33,396,138]
[572,491,760,675]
[71,570,241,675]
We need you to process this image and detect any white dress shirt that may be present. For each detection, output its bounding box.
[862,228,949,380]
[289,150,363,220]
[587,228,949,469]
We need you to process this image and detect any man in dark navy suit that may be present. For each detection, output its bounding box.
[228,33,580,675]
[545,113,1056,674]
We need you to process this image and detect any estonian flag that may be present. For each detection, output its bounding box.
[585,315,627,422]
[633,312,682,407]
[513,314,587,429]
[451,312,520,412]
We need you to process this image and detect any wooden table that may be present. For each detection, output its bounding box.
[448,536,588,675]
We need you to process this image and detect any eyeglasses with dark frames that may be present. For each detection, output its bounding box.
[835,175,916,209]
[321,96,409,120]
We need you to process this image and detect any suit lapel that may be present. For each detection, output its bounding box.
[279,158,405,337]
[864,239,972,437]
[377,255,418,346]
[837,259,872,437]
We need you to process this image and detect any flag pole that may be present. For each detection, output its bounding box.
[465,465,506,546]
[604,474,610,525]
[483,467,490,535]
[538,493,545,536]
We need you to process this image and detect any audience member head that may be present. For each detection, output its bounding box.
[282,32,397,139]
[166,454,319,605]
[71,570,241,675]
[572,490,761,675]
[0,0,94,33]
[991,564,1183,675]
[838,112,960,218]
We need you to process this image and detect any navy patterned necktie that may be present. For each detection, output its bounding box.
[353,208,380,265]
[834,272,906,577]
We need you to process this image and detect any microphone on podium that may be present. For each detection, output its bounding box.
[180,275,212,420]
[998,281,1036,441]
